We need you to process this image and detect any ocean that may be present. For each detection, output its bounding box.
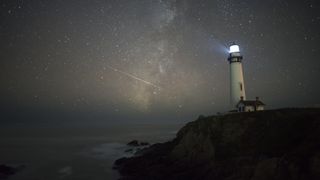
[0,124,181,180]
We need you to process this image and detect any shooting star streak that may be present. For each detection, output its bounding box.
[106,65,161,90]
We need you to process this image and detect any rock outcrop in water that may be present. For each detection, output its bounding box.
[127,140,150,147]
[114,108,320,180]
[0,164,24,180]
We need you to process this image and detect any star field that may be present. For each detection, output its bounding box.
[1,0,319,124]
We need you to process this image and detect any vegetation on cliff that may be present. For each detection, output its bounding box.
[114,108,320,180]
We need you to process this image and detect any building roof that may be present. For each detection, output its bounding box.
[237,100,265,107]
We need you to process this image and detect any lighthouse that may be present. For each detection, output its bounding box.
[228,43,246,108]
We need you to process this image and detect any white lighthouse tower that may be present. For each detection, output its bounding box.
[228,43,246,108]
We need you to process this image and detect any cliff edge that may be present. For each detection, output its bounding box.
[114,108,320,180]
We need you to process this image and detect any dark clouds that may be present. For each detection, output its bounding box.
[1,0,319,124]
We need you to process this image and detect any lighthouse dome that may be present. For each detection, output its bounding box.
[229,44,240,53]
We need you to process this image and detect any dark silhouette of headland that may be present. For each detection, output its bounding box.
[114,108,320,180]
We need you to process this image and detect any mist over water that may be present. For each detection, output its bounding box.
[0,124,181,180]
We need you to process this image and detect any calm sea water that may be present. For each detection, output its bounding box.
[0,124,181,180]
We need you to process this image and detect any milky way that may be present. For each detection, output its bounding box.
[1,0,319,124]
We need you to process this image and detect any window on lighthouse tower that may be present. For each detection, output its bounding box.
[240,83,243,91]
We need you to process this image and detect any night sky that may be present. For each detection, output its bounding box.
[1,0,319,125]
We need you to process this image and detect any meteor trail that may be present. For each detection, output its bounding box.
[106,65,161,90]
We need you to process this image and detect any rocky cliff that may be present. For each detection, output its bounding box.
[114,108,320,180]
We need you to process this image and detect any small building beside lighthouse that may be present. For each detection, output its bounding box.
[236,96,265,112]
[227,43,265,112]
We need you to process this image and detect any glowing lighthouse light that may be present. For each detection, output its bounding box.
[229,44,240,53]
